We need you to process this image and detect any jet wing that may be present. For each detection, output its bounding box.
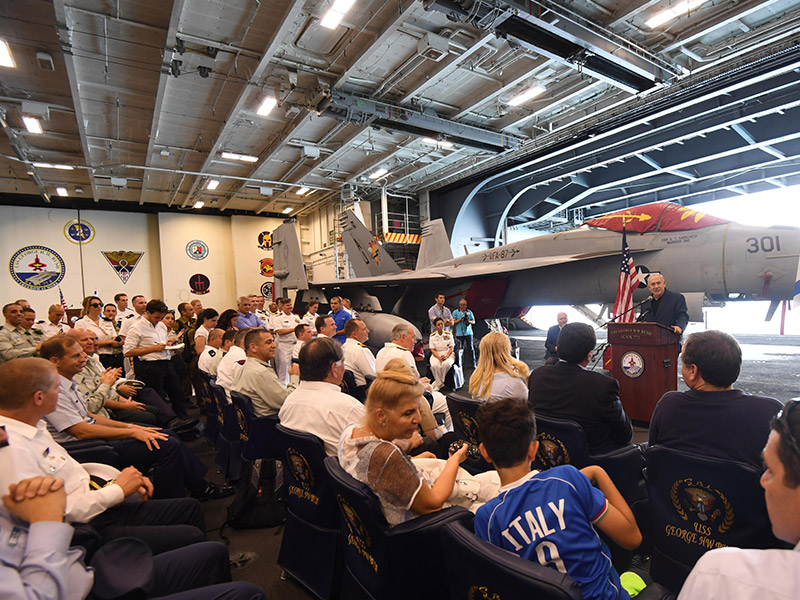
[310,248,656,286]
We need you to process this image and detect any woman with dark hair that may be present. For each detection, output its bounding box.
[74,296,122,368]
[193,308,219,355]
[217,309,239,332]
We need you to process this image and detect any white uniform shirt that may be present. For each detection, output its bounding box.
[0,415,124,523]
[343,337,376,386]
[118,313,143,338]
[216,345,247,392]
[293,338,307,359]
[678,543,800,600]
[301,312,317,327]
[278,381,365,456]
[122,317,169,361]
[36,319,71,339]
[270,312,300,345]
[75,315,118,355]
[429,330,455,356]
[375,342,419,376]
[198,345,223,376]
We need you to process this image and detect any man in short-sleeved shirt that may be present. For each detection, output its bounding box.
[427,292,453,332]
[232,329,296,417]
[198,328,224,376]
[0,302,42,364]
[328,296,352,344]
[342,319,376,387]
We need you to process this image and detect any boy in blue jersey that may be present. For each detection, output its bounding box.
[475,398,642,600]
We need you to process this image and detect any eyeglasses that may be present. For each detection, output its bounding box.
[775,400,800,458]
[90,303,102,308]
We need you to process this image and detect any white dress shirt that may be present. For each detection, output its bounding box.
[216,345,247,392]
[0,415,124,523]
[270,312,300,345]
[36,319,71,339]
[375,342,419,376]
[278,381,365,456]
[122,318,169,361]
[198,345,223,376]
[343,338,376,386]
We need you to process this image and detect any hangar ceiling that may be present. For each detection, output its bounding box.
[1,0,800,225]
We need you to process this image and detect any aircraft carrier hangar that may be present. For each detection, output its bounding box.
[2,0,800,240]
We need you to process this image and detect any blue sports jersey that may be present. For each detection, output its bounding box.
[330,308,352,344]
[474,465,628,600]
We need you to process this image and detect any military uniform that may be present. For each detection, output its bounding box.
[198,345,223,376]
[343,337,376,386]
[0,325,40,364]
[231,357,296,417]
[270,311,300,384]
[429,330,455,392]
[36,318,71,339]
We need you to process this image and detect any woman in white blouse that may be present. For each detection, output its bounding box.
[468,332,529,402]
[74,296,122,368]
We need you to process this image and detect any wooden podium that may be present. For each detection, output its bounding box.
[607,322,680,423]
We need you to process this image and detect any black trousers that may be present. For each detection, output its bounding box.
[109,431,207,499]
[137,360,188,418]
[90,497,205,555]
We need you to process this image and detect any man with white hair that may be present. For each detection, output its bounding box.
[236,296,267,329]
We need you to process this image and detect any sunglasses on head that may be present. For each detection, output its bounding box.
[775,400,800,458]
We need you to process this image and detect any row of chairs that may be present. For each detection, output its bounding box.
[445,391,784,593]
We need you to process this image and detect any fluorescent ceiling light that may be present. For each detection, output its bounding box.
[646,0,706,28]
[32,162,74,170]
[193,200,205,209]
[206,179,219,190]
[282,206,294,214]
[507,85,546,106]
[422,137,454,148]
[0,40,15,68]
[320,0,356,29]
[56,187,68,197]
[257,97,277,116]
[368,167,388,180]
[296,186,310,195]
[22,117,43,134]
[220,152,258,163]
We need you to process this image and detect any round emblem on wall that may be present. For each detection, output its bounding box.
[260,258,274,277]
[260,282,272,300]
[620,351,645,378]
[257,231,273,250]
[9,245,66,290]
[185,240,209,260]
[189,273,211,295]
[64,219,95,244]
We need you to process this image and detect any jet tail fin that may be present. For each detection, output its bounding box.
[272,220,308,298]
[417,218,453,269]
[339,210,402,277]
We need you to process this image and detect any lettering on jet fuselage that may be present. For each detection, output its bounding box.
[745,235,783,254]
[482,248,520,261]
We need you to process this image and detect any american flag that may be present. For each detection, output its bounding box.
[612,228,640,322]
[58,286,68,323]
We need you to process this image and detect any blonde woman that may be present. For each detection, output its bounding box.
[74,296,121,368]
[468,332,529,402]
[338,358,470,525]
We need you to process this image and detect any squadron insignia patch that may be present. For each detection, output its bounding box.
[9,245,66,290]
[101,251,144,284]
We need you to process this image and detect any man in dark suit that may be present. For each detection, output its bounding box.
[639,273,688,334]
[544,312,567,362]
[528,322,632,454]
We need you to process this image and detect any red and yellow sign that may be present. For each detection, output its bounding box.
[381,232,422,244]
[584,202,729,233]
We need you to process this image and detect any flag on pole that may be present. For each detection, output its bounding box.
[612,228,640,322]
[58,286,68,323]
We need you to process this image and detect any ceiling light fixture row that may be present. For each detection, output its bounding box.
[320,0,356,29]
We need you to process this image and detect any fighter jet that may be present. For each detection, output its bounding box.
[273,202,800,345]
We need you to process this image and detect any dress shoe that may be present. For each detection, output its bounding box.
[192,481,236,502]
[165,416,198,431]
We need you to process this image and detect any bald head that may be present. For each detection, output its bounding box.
[67,328,94,355]
[0,357,58,412]
[207,328,224,348]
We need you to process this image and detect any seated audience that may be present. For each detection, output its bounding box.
[469,332,529,402]
[231,329,297,416]
[198,328,225,376]
[20,307,44,346]
[678,401,800,599]
[40,336,232,501]
[428,317,455,392]
[216,328,249,394]
[528,323,632,454]
[218,308,240,332]
[193,308,219,356]
[0,474,266,599]
[0,302,42,363]
[279,337,365,456]
[236,296,266,329]
[649,330,782,469]
[0,358,206,553]
[36,303,71,339]
[475,398,641,600]
[338,358,469,526]
[75,296,121,369]
[342,318,376,386]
